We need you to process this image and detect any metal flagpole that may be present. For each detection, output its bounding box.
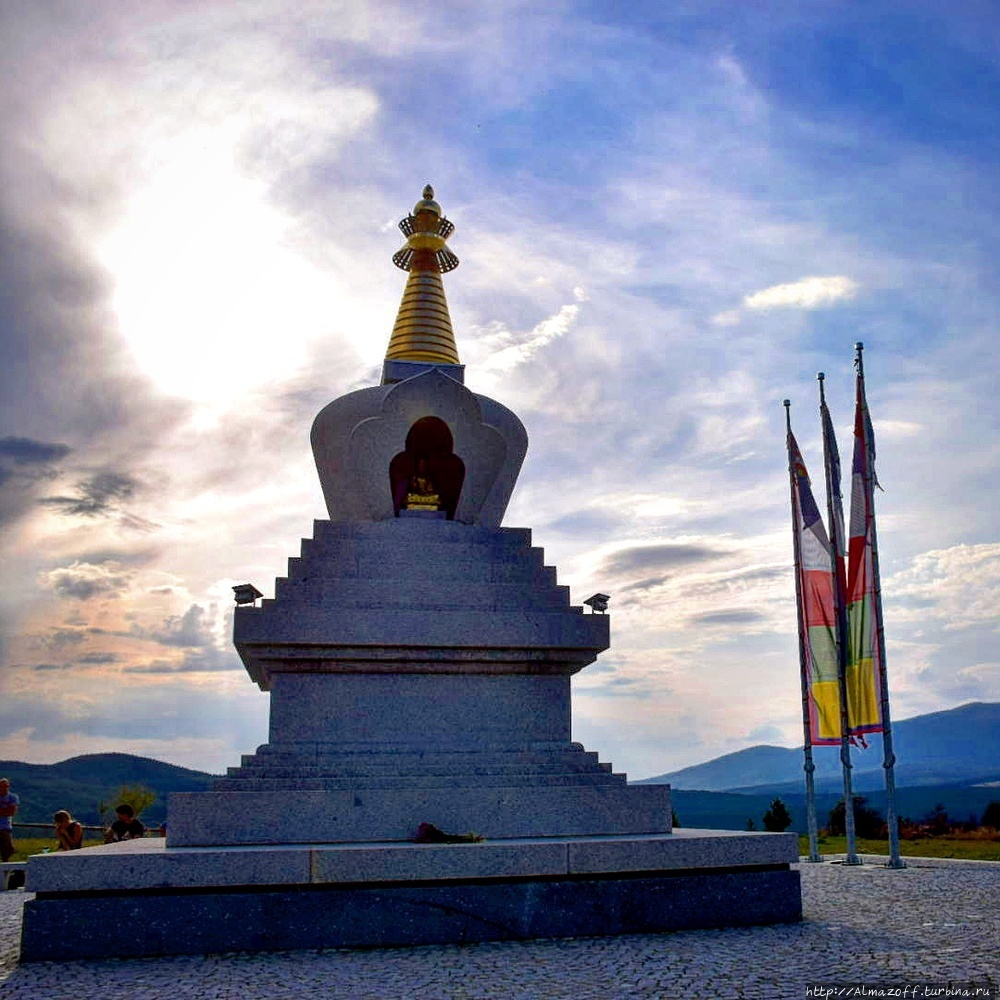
[854,342,904,869]
[818,372,860,865]
[784,400,822,863]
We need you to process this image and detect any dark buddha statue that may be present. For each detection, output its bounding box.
[390,416,465,519]
[406,458,441,511]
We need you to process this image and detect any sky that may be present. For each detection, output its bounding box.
[1,1,997,780]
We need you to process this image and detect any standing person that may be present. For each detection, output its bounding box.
[53,810,84,850]
[0,778,19,862]
[104,803,145,843]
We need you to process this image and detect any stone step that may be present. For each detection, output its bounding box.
[240,748,609,771]
[291,542,544,574]
[168,781,672,846]
[226,758,616,780]
[271,577,571,610]
[275,556,556,588]
[218,763,625,782]
[354,553,548,581]
[212,771,627,792]
[308,519,533,549]
[300,535,538,562]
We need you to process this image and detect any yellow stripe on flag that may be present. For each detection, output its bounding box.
[811,680,842,742]
[847,657,881,730]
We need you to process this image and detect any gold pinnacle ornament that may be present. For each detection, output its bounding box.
[384,185,461,365]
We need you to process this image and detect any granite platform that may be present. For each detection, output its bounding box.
[6,858,996,997]
[20,829,800,962]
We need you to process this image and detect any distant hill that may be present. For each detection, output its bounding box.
[0,753,216,827]
[671,784,1000,834]
[636,702,1000,794]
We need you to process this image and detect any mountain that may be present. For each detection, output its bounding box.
[0,753,217,827]
[636,702,1000,793]
[644,745,806,793]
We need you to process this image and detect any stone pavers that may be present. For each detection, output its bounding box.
[1,857,997,999]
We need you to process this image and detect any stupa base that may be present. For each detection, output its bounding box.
[20,830,800,961]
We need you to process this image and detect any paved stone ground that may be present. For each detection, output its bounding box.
[0,856,997,999]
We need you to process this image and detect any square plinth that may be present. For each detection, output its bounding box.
[20,830,801,961]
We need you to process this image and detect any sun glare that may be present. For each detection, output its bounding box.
[100,144,336,403]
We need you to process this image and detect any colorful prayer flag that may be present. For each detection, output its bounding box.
[788,428,841,744]
[846,366,884,735]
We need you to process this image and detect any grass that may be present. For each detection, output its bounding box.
[799,832,1000,862]
[8,834,116,861]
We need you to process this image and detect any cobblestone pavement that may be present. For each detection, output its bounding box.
[0,857,997,999]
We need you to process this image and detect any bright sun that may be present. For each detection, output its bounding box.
[99,142,336,403]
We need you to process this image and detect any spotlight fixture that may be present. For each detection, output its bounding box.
[583,593,610,614]
[232,583,263,607]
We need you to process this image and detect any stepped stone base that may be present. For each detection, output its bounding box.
[170,741,671,846]
[165,516,657,849]
[20,830,801,962]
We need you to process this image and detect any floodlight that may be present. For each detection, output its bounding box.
[233,583,263,606]
[583,593,610,614]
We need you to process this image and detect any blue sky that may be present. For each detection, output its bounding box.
[1,1,997,778]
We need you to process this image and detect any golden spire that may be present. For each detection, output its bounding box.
[384,185,461,366]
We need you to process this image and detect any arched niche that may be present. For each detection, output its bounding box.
[390,416,465,519]
[312,370,526,526]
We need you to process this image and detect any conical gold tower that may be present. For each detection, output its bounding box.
[384,185,461,366]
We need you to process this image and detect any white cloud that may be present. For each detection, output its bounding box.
[468,301,581,375]
[40,562,133,602]
[711,310,741,327]
[876,419,923,440]
[743,276,859,311]
[888,543,1000,630]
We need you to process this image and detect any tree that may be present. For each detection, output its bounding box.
[762,798,793,832]
[98,784,157,826]
[745,818,756,831]
[827,795,884,838]
[671,809,681,829]
[981,801,1000,830]
[924,803,950,836]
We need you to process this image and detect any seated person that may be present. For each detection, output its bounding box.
[53,809,84,850]
[104,803,146,843]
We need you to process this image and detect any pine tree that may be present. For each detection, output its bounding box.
[981,801,1000,830]
[762,797,792,832]
[827,795,884,838]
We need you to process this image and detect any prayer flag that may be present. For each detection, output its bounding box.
[788,428,841,744]
[846,367,884,735]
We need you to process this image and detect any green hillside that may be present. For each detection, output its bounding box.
[0,753,217,827]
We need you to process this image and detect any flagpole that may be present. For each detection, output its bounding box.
[855,342,904,869]
[818,372,860,865]
[784,400,822,863]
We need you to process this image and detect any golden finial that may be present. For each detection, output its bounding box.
[413,185,441,217]
[385,184,460,366]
